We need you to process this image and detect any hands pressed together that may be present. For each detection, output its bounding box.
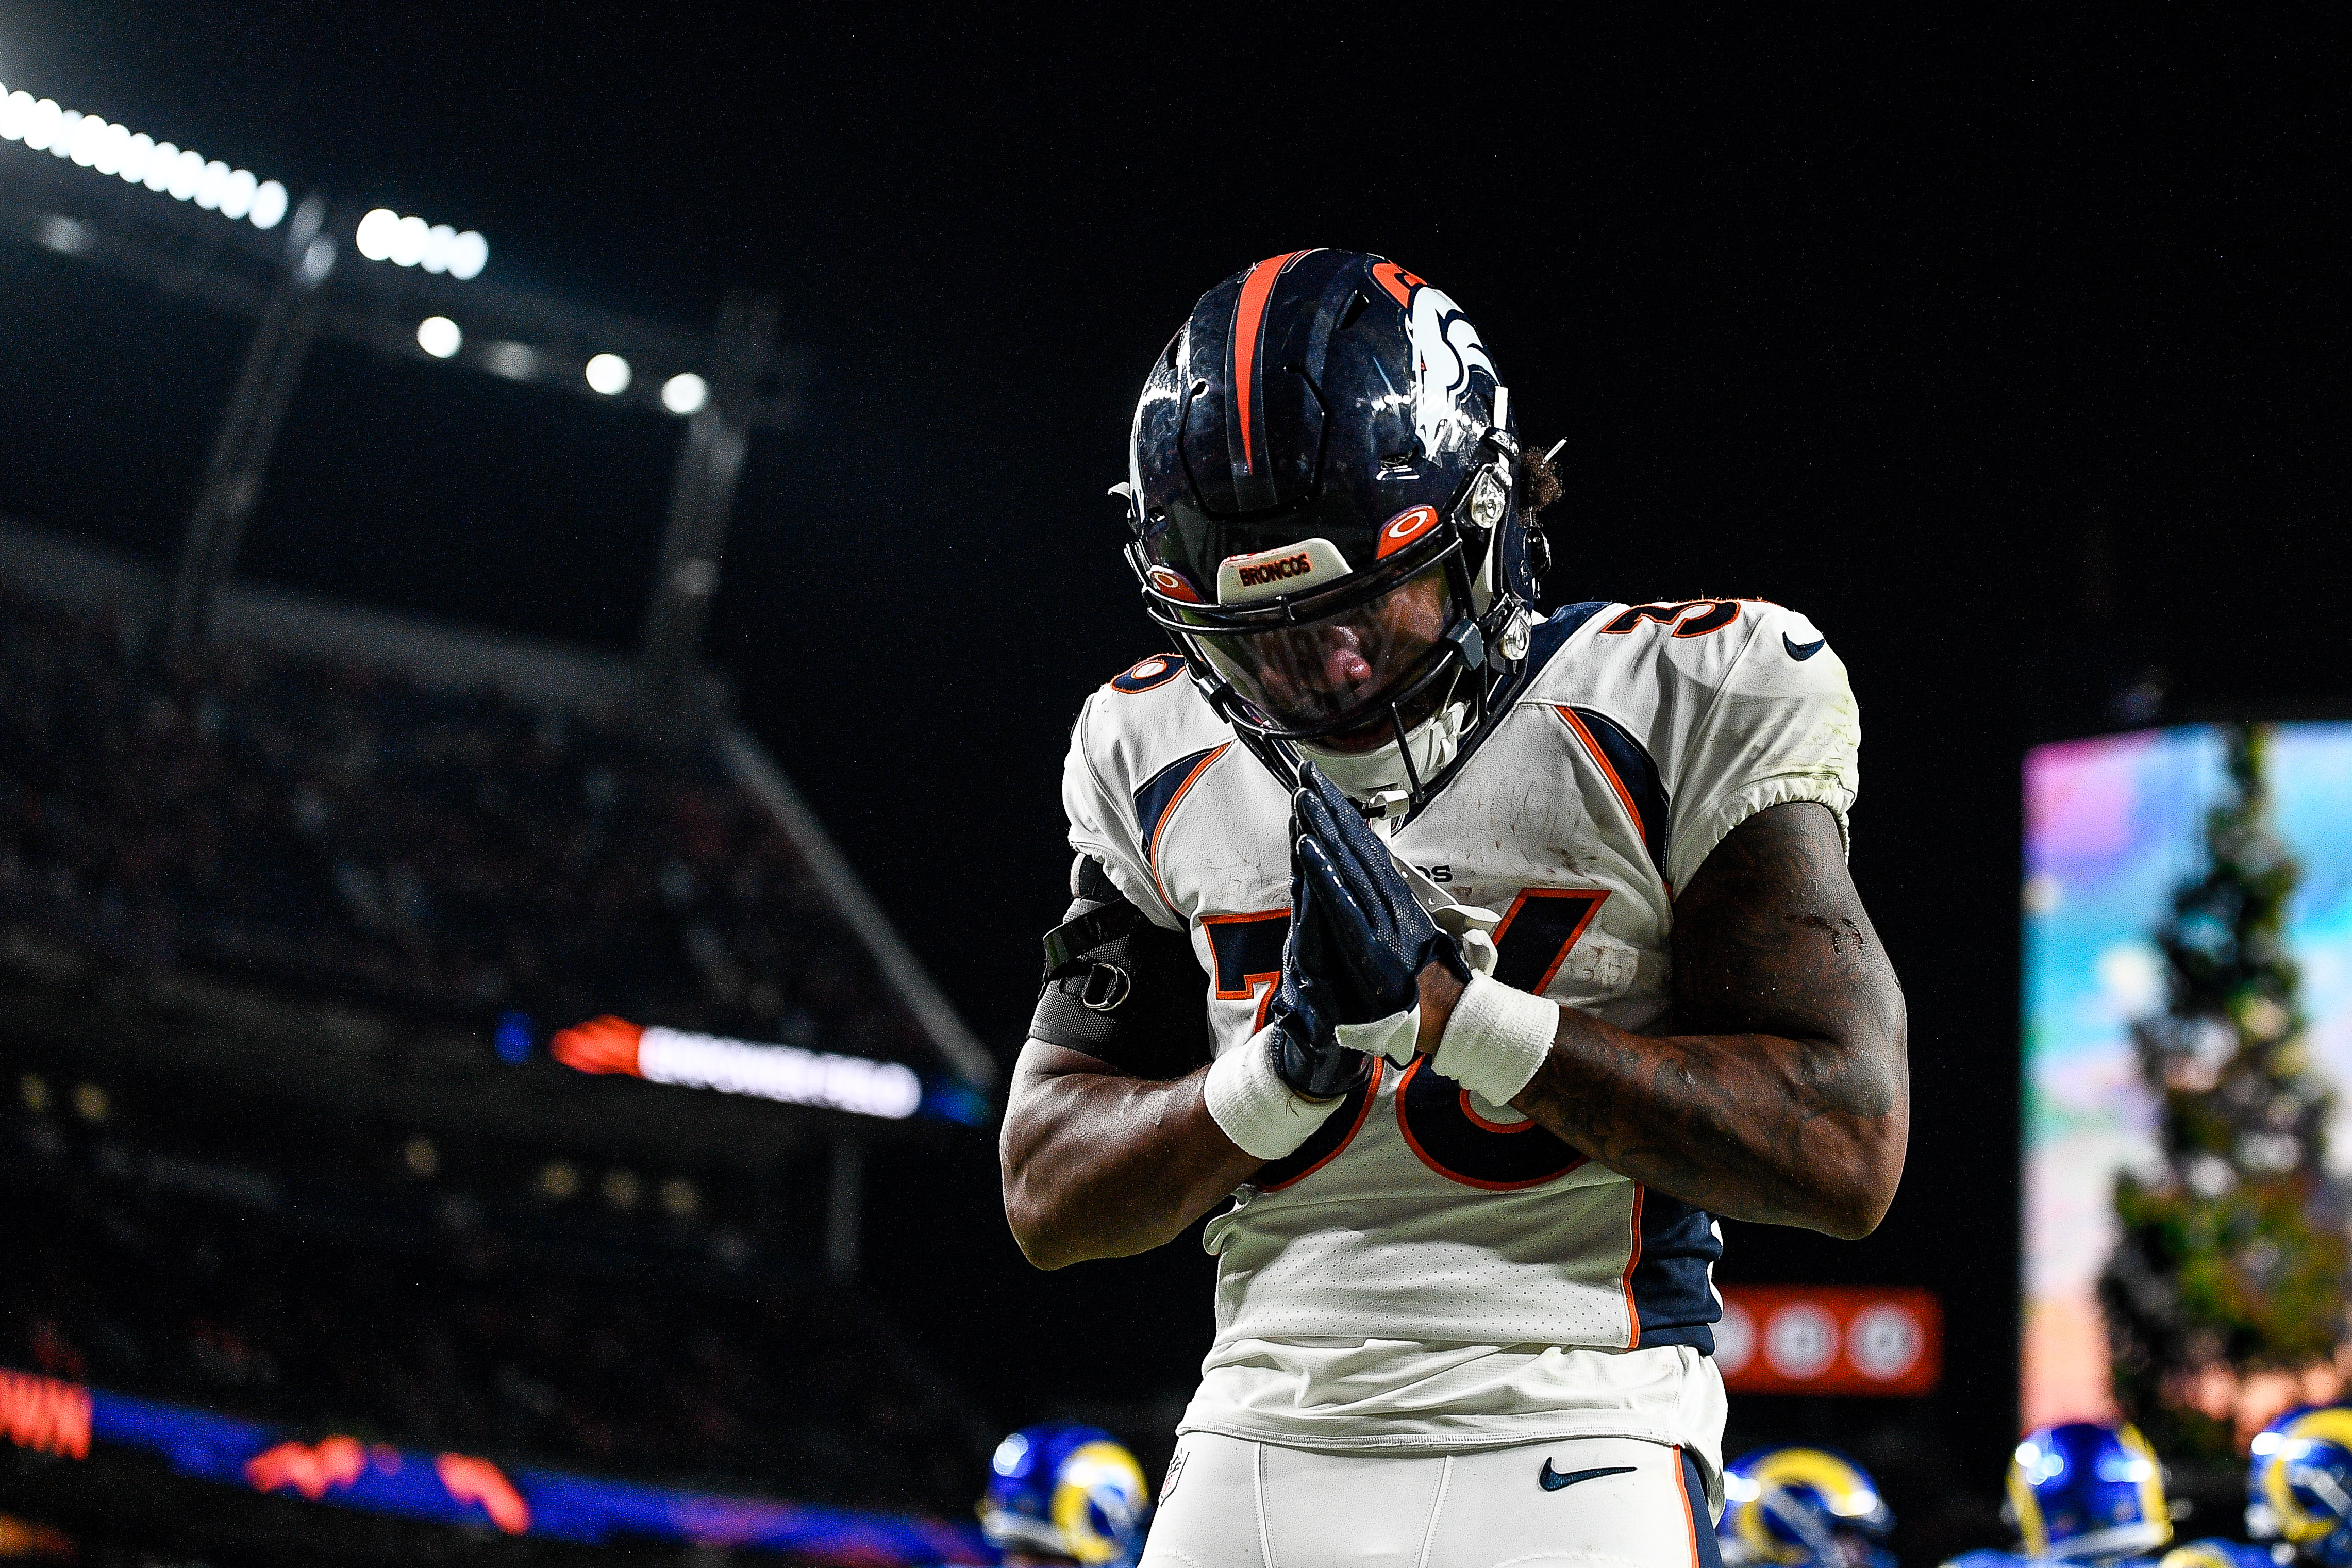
[1263,764,1472,1100]
[1200,763,1560,1162]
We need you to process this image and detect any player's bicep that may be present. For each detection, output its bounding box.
[1669,800,1904,1055]
[1014,1037,1140,1087]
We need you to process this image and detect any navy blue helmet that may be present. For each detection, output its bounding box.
[1120,250,1545,820]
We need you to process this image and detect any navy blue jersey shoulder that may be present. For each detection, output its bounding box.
[1566,707,1670,888]
[1134,745,1224,853]
[1527,600,1612,666]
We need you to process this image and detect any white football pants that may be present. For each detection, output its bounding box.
[1139,1432,1723,1568]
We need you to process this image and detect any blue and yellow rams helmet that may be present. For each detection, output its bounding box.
[2009,1422,2172,1562]
[2247,1405,2352,1567]
[1720,1447,1896,1568]
[2159,1541,2273,1568]
[979,1424,1150,1566]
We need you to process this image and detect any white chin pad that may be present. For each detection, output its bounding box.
[1296,699,1469,804]
[1336,1006,1422,1066]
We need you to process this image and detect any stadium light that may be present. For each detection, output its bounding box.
[482,341,539,381]
[0,84,287,230]
[552,1017,925,1121]
[584,353,630,395]
[416,316,462,359]
[354,207,486,280]
[660,372,709,415]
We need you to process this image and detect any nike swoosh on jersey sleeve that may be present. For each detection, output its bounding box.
[1523,602,1859,895]
[1662,603,1859,892]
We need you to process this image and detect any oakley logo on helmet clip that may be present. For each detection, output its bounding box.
[1376,505,1441,560]
[1146,564,1202,603]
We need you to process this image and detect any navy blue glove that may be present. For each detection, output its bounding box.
[1261,798,1376,1100]
[1291,762,1469,1058]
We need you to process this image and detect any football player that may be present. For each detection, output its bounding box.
[1001,250,1909,1565]
[1945,1422,2173,1568]
[2165,1404,2352,1568]
[1718,1446,1897,1568]
[979,1423,1152,1567]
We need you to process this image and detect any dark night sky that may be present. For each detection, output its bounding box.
[2,2,2345,1486]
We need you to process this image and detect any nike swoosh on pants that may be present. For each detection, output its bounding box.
[1538,1461,1637,1491]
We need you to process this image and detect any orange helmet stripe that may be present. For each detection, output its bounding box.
[1230,251,1305,474]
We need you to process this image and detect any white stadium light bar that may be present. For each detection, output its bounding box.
[0,82,287,231]
[355,207,487,280]
[637,1027,923,1120]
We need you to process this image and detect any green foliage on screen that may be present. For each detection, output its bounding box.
[2103,724,2348,1460]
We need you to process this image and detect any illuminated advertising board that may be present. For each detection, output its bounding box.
[2022,724,2352,1429]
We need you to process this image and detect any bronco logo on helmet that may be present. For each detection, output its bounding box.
[1380,268,1499,463]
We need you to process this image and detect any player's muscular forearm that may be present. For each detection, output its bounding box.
[999,1041,1266,1271]
[1433,800,1908,1239]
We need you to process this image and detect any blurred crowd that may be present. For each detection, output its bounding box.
[0,587,928,1064]
[0,1133,985,1515]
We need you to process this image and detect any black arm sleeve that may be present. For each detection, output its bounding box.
[1028,855,1214,1081]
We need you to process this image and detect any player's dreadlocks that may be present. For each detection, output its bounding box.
[1518,442,1564,517]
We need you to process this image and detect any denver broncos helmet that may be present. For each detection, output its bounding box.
[2246,1405,2352,1566]
[1720,1446,1897,1568]
[1120,250,1543,821]
[979,1423,1150,1566]
[2009,1422,2172,1562]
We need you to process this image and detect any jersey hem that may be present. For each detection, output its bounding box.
[1172,1413,1717,1460]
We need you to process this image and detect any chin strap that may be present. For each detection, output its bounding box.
[1299,698,1472,826]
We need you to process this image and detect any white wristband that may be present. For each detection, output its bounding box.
[1203,1025,1345,1160]
[1431,971,1557,1107]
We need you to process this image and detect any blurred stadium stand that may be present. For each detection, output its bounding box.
[0,522,986,1084]
[0,520,1003,1560]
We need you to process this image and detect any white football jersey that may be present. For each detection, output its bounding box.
[1061,597,1861,1464]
